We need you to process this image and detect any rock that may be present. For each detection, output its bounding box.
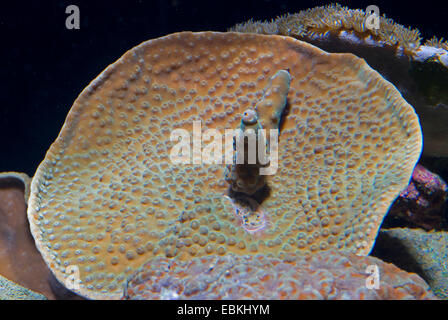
[385,164,447,230]
[0,275,47,300]
[0,172,82,300]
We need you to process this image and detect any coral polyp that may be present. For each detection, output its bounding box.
[226,195,268,234]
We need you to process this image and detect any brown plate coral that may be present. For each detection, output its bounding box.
[124,250,436,300]
[27,31,422,299]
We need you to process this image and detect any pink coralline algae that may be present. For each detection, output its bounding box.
[123,251,437,300]
[388,164,448,230]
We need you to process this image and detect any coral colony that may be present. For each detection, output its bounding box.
[26,32,421,299]
[230,3,448,158]
[2,3,448,300]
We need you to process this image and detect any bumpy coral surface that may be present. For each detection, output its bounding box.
[0,275,47,300]
[124,250,436,300]
[387,164,447,230]
[27,32,422,299]
[0,172,31,204]
[230,4,448,158]
[374,228,448,299]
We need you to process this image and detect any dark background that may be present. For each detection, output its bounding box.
[1,0,447,176]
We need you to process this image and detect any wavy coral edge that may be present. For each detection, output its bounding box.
[27,31,423,299]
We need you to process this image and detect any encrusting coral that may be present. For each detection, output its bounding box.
[124,250,437,300]
[386,164,447,230]
[230,3,448,157]
[27,31,422,299]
